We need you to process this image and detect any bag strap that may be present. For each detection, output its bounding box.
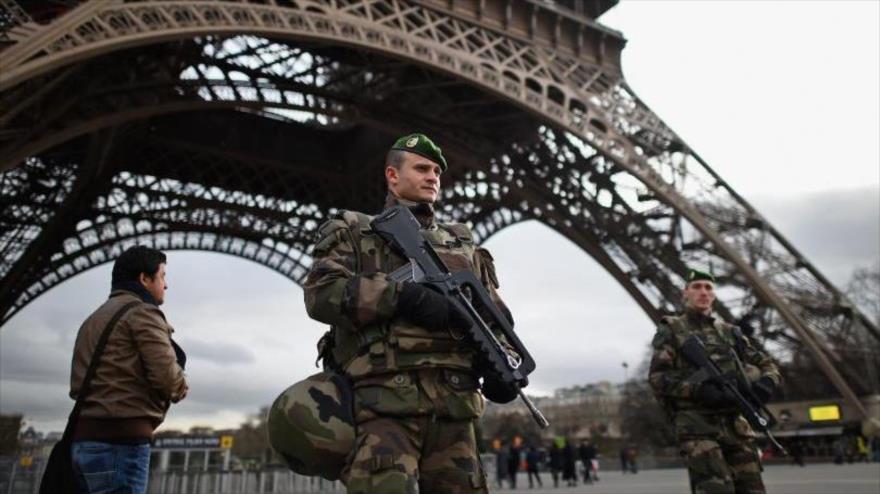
[62,300,141,440]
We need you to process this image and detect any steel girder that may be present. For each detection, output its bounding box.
[0,0,877,420]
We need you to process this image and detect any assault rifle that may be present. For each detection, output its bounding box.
[680,335,787,455]
[371,206,549,429]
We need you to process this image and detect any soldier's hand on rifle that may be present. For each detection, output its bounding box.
[750,377,776,404]
[481,374,519,404]
[397,282,470,332]
[695,380,736,408]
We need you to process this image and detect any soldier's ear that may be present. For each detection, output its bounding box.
[385,165,399,186]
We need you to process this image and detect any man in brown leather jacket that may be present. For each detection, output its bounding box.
[69,245,188,493]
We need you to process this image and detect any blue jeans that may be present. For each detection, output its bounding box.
[71,441,150,494]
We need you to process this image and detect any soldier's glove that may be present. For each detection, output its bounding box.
[751,376,776,404]
[397,282,470,332]
[695,381,736,408]
[481,375,519,404]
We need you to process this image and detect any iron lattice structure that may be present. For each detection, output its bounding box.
[1,0,877,417]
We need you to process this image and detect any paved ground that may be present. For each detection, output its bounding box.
[491,463,880,494]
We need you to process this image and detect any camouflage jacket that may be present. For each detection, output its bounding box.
[304,195,510,382]
[648,310,781,436]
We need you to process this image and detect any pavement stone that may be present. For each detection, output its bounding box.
[490,463,880,494]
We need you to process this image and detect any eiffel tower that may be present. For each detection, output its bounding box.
[1,1,877,425]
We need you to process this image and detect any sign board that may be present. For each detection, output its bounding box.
[220,435,234,449]
[153,436,225,449]
[808,404,841,422]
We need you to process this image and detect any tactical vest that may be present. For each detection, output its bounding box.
[327,210,480,380]
[661,314,750,411]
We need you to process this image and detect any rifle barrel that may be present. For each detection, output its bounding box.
[766,430,788,456]
[519,389,550,429]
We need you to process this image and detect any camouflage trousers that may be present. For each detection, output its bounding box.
[677,415,765,494]
[343,415,487,494]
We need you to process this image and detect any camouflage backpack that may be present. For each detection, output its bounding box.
[266,371,355,480]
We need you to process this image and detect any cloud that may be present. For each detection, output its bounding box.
[601,1,879,197]
[483,221,658,396]
[0,380,71,415]
[180,338,256,365]
[750,186,880,286]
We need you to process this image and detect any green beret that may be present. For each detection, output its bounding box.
[686,268,715,284]
[390,133,447,171]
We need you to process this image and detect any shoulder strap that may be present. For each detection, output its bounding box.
[731,326,748,352]
[439,222,473,242]
[337,210,374,234]
[63,300,141,439]
[662,315,687,337]
[728,325,752,368]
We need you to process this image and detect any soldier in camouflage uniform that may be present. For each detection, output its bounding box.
[304,133,514,493]
[649,269,781,494]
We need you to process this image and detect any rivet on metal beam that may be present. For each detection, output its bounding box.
[553,15,561,47]
[576,25,583,57]
[527,4,537,39]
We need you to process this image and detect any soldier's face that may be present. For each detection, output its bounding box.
[683,280,715,313]
[386,153,441,203]
[139,263,167,305]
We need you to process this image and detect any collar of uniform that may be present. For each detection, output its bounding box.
[684,307,715,326]
[383,192,436,229]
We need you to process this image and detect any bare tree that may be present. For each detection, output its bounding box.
[845,263,880,394]
[0,414,22,455]
[619,346,675,449]
[480,410,543,448]
[232,406,272,466]
[847,263,879,326]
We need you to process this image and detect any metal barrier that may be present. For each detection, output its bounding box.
[0,456,43,494]
[147,470,343,494]
[0,457,343,494]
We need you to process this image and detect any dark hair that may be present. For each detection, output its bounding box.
[385,149,407,170]
[112,245,166,283]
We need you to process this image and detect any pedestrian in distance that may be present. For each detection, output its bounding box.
[548,439,563,488]
[496,444,510,489]
[626,445,638,474]
[856,435,870,462]
[871,435,880,463]
[833,439,845,464]
[562,440,577,487]
[508,444,521,489]
[526,445,543,488]
[788,441,805,467]
[578,440,596,483]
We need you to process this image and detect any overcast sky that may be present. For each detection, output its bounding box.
[1,1,878,434]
